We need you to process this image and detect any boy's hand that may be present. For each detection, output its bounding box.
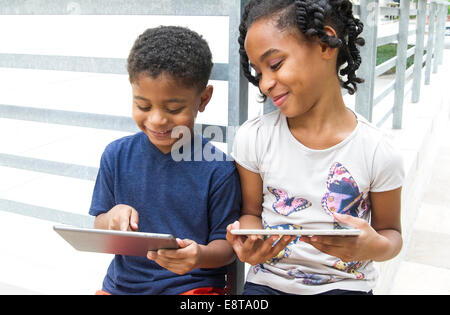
[105,204,139,231]
[147,239,202,275]
[226,221,295,266]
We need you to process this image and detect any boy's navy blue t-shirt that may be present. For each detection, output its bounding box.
[89,132,241,295]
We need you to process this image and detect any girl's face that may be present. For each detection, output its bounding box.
[131,74,212,154]
[245,17,331,118]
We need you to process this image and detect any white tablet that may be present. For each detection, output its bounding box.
[230,229,361,236]
[54,225,179,257]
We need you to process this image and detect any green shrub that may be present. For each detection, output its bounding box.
[376,43,416,74]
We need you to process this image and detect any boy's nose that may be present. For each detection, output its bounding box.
[146,110,168,127]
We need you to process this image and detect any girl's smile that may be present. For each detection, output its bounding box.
[272,92,290,108]
[244,17,336,119]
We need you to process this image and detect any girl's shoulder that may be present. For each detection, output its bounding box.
[236,110,282,138]
[354,112,388,145]
[354,112,404,172]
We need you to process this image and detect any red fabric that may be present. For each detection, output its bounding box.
[95,287,225,295]
[180,287,226,295]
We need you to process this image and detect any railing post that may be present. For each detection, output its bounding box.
[226,1,247,294]
[432,3,442,73]
[435,3,446,66]
[425,1,436,84]
[392,0,411,129]
[439,3,446,65]
[412,0,427,103]
[264,99,276,114]
[228,0,249,154]
[355,0,379,122]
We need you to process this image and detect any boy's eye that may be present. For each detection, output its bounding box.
[136,103,151,112]
[138,106,151,112]
[167,107,184,114]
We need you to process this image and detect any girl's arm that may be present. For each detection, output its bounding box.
[301,187,403,262]
[235,163,264,228]
[226,163,295,265]
[366,187,403,261]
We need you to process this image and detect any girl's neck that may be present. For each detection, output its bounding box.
[286,83,357,150]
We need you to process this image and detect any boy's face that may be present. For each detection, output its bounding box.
[131,74,213,154]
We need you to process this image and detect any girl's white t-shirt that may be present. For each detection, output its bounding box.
[231,110,404,295]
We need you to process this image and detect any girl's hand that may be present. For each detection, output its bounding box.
[226,221,295,265]
[147,238,201,275]
[104,204,139,231]
[300,213,387,262]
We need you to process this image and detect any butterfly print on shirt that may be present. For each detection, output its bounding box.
[321,162,370,229]
[267,186,312,216]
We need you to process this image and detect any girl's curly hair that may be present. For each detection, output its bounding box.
[239,0,365,95]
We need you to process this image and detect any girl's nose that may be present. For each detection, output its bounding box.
[259,73,276,96]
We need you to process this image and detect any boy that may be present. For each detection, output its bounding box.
[90,26,241,295]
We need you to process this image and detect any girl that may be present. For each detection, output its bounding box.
[226,0,404,295]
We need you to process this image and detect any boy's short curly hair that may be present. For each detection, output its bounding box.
[127,26,213,91]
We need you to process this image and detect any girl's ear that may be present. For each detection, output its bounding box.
[319,26,340,60]
[198,85,214,112]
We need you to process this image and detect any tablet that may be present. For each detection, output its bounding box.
[54,225,179,257]
[230,229,361,236]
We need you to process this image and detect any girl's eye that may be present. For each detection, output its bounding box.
[270,60,282,71]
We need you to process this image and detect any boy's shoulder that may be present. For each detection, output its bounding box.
[106,132,144,150]
[103,132,144,156]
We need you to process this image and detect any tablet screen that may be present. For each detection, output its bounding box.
[230,229,361,236]
[54,225,179,257]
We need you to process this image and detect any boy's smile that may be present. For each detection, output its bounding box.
[131,73,212,154]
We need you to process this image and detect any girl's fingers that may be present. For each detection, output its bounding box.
[269,235,295,256]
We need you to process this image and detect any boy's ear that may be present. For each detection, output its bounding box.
[319,26,339,60]
[198,85,214,112]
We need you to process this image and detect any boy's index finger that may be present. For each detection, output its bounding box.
[157,248,182,259]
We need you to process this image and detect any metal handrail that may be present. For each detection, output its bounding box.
[355,0,448,128]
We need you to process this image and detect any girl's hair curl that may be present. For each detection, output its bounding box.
[239,0,365,95]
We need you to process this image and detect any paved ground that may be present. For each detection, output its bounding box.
[391,121,450,295]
